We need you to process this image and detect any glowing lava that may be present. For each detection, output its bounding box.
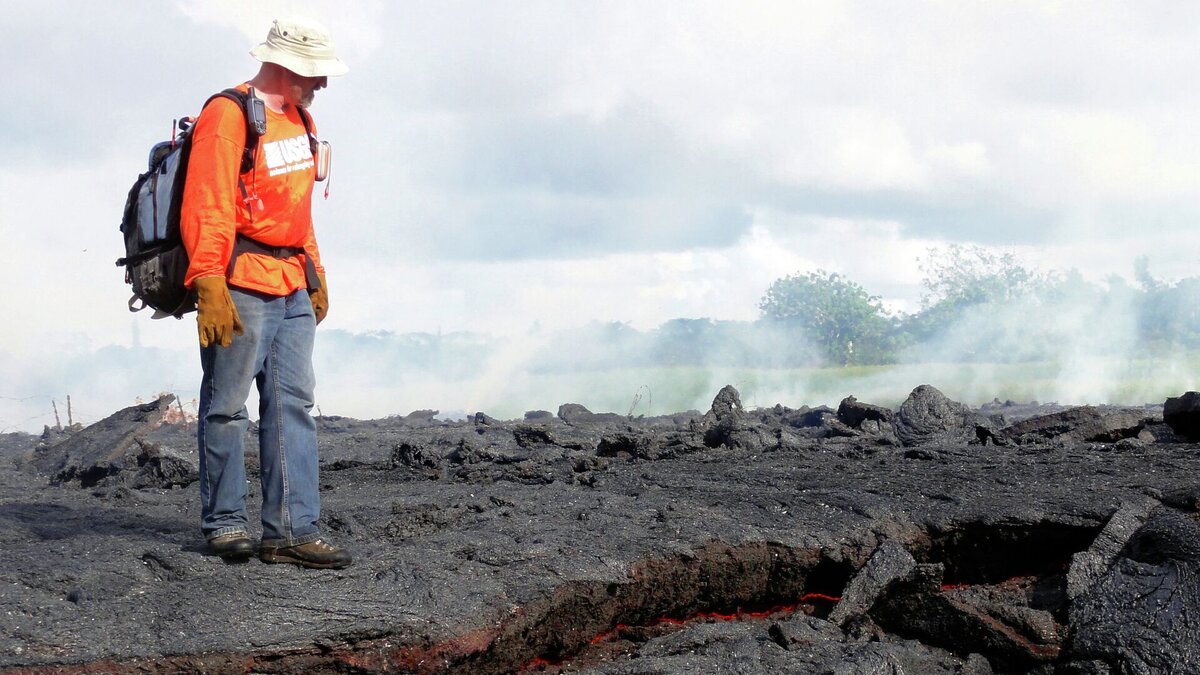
[522,592,842,672]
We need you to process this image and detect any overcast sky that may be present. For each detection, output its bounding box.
[2,0,1199,430]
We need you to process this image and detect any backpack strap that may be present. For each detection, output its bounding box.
[203,88,259,173]
[202,88,318,169]
[200,88,265,219]
[296,105,319,155]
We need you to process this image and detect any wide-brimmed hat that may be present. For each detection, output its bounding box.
[250,16,348,78]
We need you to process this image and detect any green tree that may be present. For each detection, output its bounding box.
[919,244,1045,306]
[1132,261,1200,348]
[759,270,893,365]
[907,244,1053,342]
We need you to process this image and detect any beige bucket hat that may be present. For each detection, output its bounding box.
[250,16,348,77]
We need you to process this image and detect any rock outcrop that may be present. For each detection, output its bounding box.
[1164,391,1200,441]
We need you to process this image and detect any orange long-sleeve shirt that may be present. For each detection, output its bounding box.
[180,84,324,296]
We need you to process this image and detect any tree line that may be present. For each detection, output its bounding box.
[313,245,1200,373]
[759,245,1200,366]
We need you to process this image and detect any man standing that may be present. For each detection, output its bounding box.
[181,16,351,569]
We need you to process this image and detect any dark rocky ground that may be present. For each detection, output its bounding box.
[3,384,1200,674]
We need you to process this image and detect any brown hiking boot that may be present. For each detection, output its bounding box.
[208,533,255,559]
[259,538,352,569]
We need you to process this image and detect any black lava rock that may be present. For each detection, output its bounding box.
[893,385,974,447]
[1164,392,1200,441]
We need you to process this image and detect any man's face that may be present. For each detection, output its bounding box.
[286,71,328,109]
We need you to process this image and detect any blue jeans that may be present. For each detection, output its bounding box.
[197,287,321,548]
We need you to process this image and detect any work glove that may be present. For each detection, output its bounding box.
[310,273,329,325]
[194,276,244,348]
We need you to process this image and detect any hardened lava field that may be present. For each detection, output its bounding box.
[3,384,1200,674]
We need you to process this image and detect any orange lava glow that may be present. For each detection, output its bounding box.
[521,593,842,671]
[589,592,842,646]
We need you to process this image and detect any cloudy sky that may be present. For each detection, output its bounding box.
[2,0,1199,430]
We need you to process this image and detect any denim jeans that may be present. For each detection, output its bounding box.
[197,287,321,548]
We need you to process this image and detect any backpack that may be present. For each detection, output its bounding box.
[116,88,316,319]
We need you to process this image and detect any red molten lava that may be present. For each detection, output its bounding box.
[521,592,842,672]
[589,592,842,646]
[940,570,1056,594]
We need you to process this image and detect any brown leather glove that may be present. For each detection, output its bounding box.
[310,273,329,325]
[194,277,244,348]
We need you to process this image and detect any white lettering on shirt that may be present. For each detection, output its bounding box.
[262,134,314,177]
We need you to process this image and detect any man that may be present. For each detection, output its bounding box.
[180,16,351,569]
